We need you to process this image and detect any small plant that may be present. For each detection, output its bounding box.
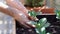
[25,0,44,7]
[55,10,60,19]
[28,11,50,34]
[35,18,50,34]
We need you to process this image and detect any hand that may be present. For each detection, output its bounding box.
[0,5,35,28]
[5,0,36,28]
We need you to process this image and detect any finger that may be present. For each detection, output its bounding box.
[28,16,39,21]
[20,22,32,28]
[25,23,36,28]
[25,21,36,28]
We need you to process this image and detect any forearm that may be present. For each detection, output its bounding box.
[0,1,35,28]
[0,7,30,23]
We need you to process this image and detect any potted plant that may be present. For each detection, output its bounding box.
[25,0,44,12]
[25,0,44,7]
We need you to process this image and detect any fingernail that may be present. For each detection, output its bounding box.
[32,25,36,27]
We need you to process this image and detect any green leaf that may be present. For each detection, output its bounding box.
[44,23,50,27]
[41,27,45,32]
[28,11,37,17]
[35,23,40,28]
[55,10,60,19]
[35,28,39,33]
[34,18,50,34]
[38,18,47,27]
[46,33,51,34]
[39,2,43,6]
[41,29,46,34]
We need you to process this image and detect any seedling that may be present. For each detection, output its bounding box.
[28,11,50,34]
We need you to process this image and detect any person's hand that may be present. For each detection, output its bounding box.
[5,0,36,28]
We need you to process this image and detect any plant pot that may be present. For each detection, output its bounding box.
[41,8,55,13]
[25,6,55,14]
[25,5,44,12]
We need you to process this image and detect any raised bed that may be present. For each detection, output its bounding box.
[16,15,60,34]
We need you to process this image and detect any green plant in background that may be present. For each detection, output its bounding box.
[28,10,42,17]
[55,10,60,19]
[25,0,44,7]
[28,11,50,34]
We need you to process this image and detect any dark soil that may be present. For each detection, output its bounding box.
[16,20,37,34]
[16,15,60,34]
